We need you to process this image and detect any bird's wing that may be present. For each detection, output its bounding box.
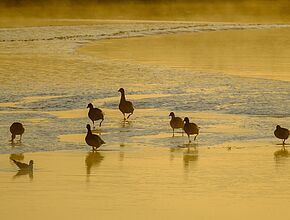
[126,101,134,110]
[12,159,28,169]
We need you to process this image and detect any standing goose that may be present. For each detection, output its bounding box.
[274,125,289,145]
[118,88,134,120]
[11,159,33,170]
[87,103,104,128]
[10,122,25,143]
[183,117,199,142]
[85,124,105,151]
[169,112,184,136]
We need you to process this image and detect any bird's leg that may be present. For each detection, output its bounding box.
[127,113,133,119]
[188,135,191,143]
[123,113,126,120]
[172,129,175,137]
[99,119,104,127]
[11,134,15,143]
[194,134,198,141]
[283,139,286,146]
[93,121,95,129]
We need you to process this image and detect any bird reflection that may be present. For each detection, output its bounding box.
[13,169,33,180]
[85,151,104,176]
[120,119,133,128]
[9,153,24,161]
[183,147,198,169]
[274,147,289,161]
[119,143,125,161]
[11,157,34,180]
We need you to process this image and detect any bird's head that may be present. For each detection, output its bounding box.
[86,124,91,130]
[29,160,34,165]
[118,88,124,93]
[87,103,93,109]
[169,112,175,117]
[276,125,281,129]
[184,117,190,123]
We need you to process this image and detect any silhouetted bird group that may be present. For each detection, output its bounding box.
[8,87,290,170]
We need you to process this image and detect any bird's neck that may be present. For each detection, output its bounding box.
[87,129,92,135]
[120,93,126,101]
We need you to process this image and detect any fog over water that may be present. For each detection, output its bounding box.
[1,0,290,23]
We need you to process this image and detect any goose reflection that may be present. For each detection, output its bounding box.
[274,147,289,161]
[9,153,24,161]
[85,151,104,176]
[13,169,33,180]
[11,158,33,180]
[183,146,198,169]
[120,119,133,128]
[119,143,125,161]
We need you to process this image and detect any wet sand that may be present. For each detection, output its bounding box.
[0,144,290,220]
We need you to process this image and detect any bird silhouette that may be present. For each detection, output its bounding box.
[274,125,289,145]
[118,88,134,120]
[85,124,105,151]
[169,112,184,136]
[87,103,104,128]
[183,117,199,143]
[11,159,33,170]
[10,122,25,143]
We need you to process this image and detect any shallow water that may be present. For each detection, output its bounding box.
[0,20,290,219]
[0,21,289,154]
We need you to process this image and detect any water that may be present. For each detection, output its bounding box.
[1,19,290,220]
[0,20,289,154]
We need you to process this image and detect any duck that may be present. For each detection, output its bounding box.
[10,122,25,142]
[274,125,289,145]
[169,112,184,136]
[11,159,33,170]
[183,117,199,142]
[87,103,104,128]
[85,124,105,150]
[118,88,134,120]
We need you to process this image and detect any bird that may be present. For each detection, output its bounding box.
[274,125,289,145]
[118,88,134,120]
[11,159,33,170]
[85,124,105,151]
[10,122,25,143]
[87,103,104,128]
[169,112,184,136]
[183,117,199,142]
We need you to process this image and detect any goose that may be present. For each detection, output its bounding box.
[11,159,33,170]
[10,122,25,142]
[85,124,105,150]
[87,103,104,128]
[169,112,184,136]
[274,125,289,145]
[118,88,134,120]
[183,117,199,142]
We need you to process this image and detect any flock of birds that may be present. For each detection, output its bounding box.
[7,88,290,172]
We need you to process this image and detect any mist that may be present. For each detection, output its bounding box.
[1,0,290,25]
